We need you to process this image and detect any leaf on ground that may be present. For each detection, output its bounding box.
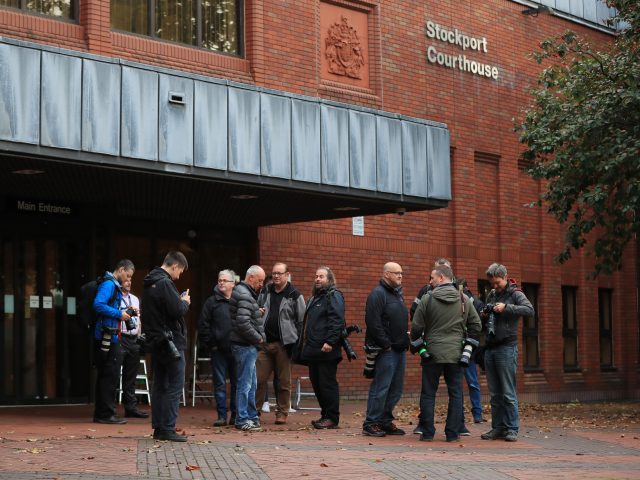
[320,463,329,467]
[185,465,200,471]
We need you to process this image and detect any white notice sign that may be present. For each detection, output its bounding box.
[352,216,364,236]
[42,297,53,309]
[30,296,40,308]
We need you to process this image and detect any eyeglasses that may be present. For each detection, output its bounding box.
[218,279,234,284]
[387,271,403,276]
[271,272,288,276]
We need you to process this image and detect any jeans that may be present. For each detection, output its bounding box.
[484,344,519,433]
[151,349,186,433]
[308,360,340,424]
[364,350,406,427]
[231,344,258,426]
[463,359,483,420]
[211,350,236,420]
[419,362,463,439]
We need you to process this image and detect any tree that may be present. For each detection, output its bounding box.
[518,0,640,276]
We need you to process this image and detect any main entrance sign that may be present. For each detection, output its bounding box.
[425,20,500,80]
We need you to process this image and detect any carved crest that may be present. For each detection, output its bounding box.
[325,16,366,79]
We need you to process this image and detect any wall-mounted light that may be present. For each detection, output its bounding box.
[522,5,553,16]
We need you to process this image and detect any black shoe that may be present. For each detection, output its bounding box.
[94,416,127,425]
[213,418,227,427]
[419,434,434,442]
[481,428,507,440]
[153,430,187,442]
[446,436,460,442]
[459,426,471,436]
[473,417,486,424]
[413,424,426,435]
[314,418,338,429]
[380,422,406,435]
[504,430,518,442]
[125,409,149,418]
[362,424,386,437]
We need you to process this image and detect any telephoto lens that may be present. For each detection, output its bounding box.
[410,337,431,361]
[458,338,480,367]
[101,327,115,352]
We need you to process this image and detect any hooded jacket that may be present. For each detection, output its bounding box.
[299,286,345,363]
[198,285,232,352]
[365,279,409,351]
[142,267,189,351]
[411,283,481,363]
[259,282,305,346]
[229,281,265,346]
[484,280,534,347]
[92,271,123,344]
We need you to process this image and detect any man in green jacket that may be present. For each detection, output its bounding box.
[411,264,481,442]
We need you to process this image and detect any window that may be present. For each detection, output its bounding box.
[598,289,614,369]
[0,0,76,19]
[522,283,540,370]
[111,0,242,55]
[562,286,579,370]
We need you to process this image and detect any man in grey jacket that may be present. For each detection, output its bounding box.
[229,265,266,432]
[411,264,481,442]
[480,263,534,443]
[256,263,305,425]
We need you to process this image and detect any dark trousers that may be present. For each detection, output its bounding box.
[93,341,123,420]
[118,336,141,412]
[151,349,186,433]
[308,360,340,424]
[419,362,463,440]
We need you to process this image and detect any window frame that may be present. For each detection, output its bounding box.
[521,283,541,372]
[0,0,79,22]
[562,285,580,371]
[110,0,244,57]
[598,288,615,371]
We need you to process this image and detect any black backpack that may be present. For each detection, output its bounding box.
[78,276,118,331]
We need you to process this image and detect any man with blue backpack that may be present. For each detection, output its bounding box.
[92,259,136,424]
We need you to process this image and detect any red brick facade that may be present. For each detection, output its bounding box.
[2,0,637,401]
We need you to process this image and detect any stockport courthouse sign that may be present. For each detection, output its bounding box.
[425,21,500,80]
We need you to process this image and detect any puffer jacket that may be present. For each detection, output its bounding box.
[229,281,265,345]
[485,280,534,347]
[198,285,232,352]
[299,286,345,363]
[260,282,305,346]
[411,283,481,363]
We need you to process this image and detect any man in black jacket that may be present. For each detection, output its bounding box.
[362,262,409,437]
[198,269,237,427]
[298,266,345,429]
[143,251,191,442]
[229,265,266,432]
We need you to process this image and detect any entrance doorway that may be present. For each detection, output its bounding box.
[1,225,90,404]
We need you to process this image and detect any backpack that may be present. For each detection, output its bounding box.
[78,276,118,331]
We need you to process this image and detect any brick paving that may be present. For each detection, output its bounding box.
[0,403,638,479]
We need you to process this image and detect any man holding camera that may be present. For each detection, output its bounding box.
[362,262,409,437]
[256,263,305,425]
[93,259,135,424]
[411,264,481,442]
[118,278,148,419]
[143,251,191,442]
[480,263,534,443]
[229,265,266,432]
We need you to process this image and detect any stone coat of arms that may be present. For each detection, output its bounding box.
[325,16,366,79]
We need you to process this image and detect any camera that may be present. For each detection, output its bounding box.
[363,343,383,378]
[100,326,117,353]
[481,303,497,337]
[341,324,361,362]
[410,336,431,362]
[458,337,480,367]
[162,330,182,360]
[123,307,138,331]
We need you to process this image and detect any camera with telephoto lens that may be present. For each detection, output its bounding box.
[100,326,117,352]
[341,324,361,362]
[410,336,431,362]
[363,343,383,378]
[162,330,181,360]
[458,337,480,367]
[481,303,497,337]
[123,307,138,331]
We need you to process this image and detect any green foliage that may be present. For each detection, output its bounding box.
[518,0,640,276]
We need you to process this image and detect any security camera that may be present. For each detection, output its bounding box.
[396,207,407,216]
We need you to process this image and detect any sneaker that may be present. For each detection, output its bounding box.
[413,424,425,435]
[473,417,486,424]
[314,418,338,429]
[362,424,386,437]
[236,421,262,432]
[459,426,471,436]
[504,430,518,442]
[380,423,405,436]
[261,401,271,413]
[213,418,227,427]
[419,434,434,442]
[481,428,507,440]
[153,430,187,442]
